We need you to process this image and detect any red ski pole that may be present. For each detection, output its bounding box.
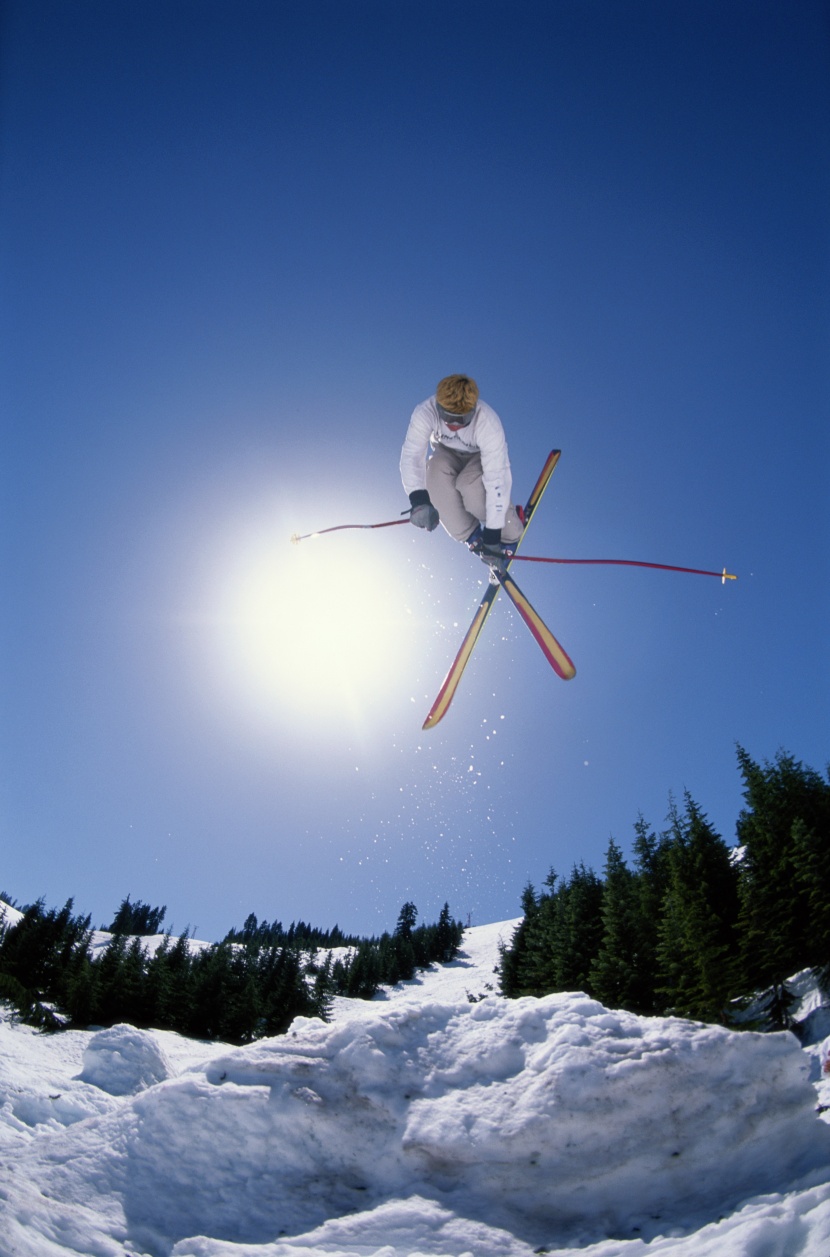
[511,555,737,583]
[290,515,410,544]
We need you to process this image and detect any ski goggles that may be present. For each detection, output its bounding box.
[437,403,476,428]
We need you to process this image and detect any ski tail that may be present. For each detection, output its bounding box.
[421,586,499,729]
[497,570,576,680]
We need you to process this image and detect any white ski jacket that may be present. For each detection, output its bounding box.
[400,395,513,531]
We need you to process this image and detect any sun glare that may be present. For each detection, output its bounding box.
[210,527,413,727]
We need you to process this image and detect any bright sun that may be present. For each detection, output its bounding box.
[209,526,414,727]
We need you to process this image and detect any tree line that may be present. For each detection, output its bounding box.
[499,748,830,1030]
[0,898,463,1043]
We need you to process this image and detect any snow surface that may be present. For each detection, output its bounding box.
[2,914,830,1257]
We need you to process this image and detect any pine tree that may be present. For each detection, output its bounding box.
[187,944,236,1040]
[164,933,196,1034]
[257,946,318,1036]
[792,817,830,987]
[140,936,176,1028]
[498,882,541,997]
[589,840,652,1012]
[0,899,93,1028]
[552,863,605,993]
[65,958,96,1027]
[655,796,740,1022]
[630,815,673,1013]
[392,902,418,981]
[434,903,460,963]
[107,896,167,936]
[90,932,130,1025]
[342,940,382,999]
[220,953,262,1044]
[311,953,335,1022]
[503,872,557,996]
[735,747,830,994]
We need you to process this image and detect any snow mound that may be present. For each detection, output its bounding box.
[29,993,830,1254]
[81,1023,173,1095]
[170,1180,830,1257]
[171,1195,531,1257]
[0,897,23,929]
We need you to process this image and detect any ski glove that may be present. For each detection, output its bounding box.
[408,490,439,532]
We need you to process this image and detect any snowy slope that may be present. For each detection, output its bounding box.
[1,915,830,1257]
[0,899,23,930]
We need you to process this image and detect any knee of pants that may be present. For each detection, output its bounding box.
[426,470,477,541]
[426,450,459,490]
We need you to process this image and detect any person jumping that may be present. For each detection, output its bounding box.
[400,374,523,570]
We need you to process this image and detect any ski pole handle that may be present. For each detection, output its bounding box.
[290,516,410,544]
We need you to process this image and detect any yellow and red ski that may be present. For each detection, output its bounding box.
[495,569,576,680]
[423,449,573,729]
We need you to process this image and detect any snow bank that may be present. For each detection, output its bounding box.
[0,1012,118,1144]
[170,1178,830,1257]
[81,1023,174,1095]
[87,927,214,958]
[0,897,23,929]
[172,1196,538,1257]
[4,919,830,1256]
[17,992,830,1255]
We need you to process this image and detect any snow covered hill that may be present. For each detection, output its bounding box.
[2,916,830,1256]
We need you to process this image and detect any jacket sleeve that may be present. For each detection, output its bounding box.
[400,401,436,497]
[476,405,513,531]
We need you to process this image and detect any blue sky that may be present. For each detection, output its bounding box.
[2,0,828,940]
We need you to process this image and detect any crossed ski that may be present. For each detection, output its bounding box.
[423,450,576,729]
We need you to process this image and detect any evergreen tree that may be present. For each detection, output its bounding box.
[89,932,130,1025]
[140,936,176,1028]
[630,815,674,1012]
[524,870,565,996]
[163,933,196,1034]
[552,863,605,993]
[341,939,383,999]
[792,817,830,988]
[498,882,541,997]
[107,896,167,936]
[434,902,464,962]
[735,747,830,995]
[311,953,335,1022]
[391,902,418,982]
[223,913,361,950]
[655,796,740,1022]
[0,899,92,1027]
[589,840,652,1012]
[65,957,97,1027]
[187,943,237,1040]
[257,946,317,1036]
[1,890,464,1039]
[395,902,418,937]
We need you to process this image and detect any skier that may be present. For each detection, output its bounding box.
[400,375,523,568]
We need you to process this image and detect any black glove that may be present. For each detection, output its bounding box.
[408,489,439,531]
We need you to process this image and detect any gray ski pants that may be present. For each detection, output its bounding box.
[425,445,523,544]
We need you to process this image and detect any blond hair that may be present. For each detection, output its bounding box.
[436,374,479,414]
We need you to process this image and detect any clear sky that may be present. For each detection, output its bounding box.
[2,0,828,940]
